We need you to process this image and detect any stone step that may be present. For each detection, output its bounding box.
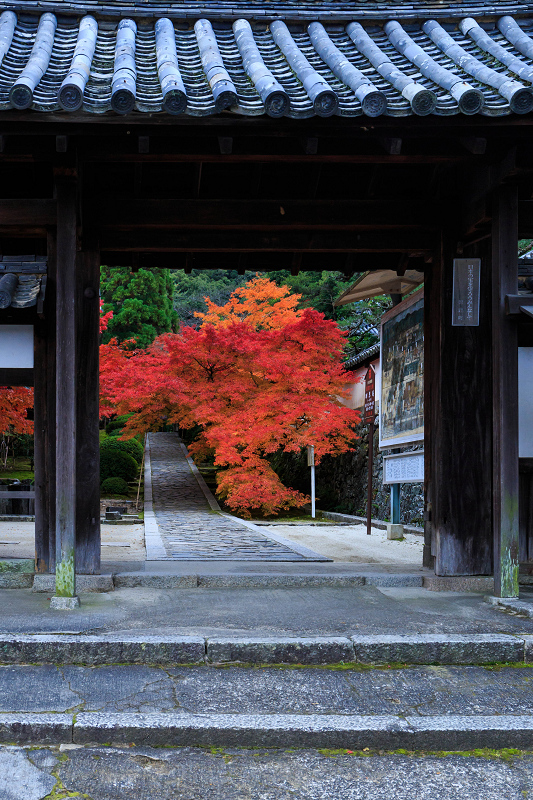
[0,633,528,665]
[1,662,533,749]
[4,712,533,750]
[5,742,532,799]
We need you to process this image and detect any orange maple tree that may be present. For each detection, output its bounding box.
[101,277,358,516]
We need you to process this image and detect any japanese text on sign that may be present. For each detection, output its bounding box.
[364,366,375,424]
[452,259,481,327]
[383,451,424,484]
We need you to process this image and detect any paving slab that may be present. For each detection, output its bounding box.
[0,584,533,638]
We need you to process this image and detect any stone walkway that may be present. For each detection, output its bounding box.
[148,433,324,561]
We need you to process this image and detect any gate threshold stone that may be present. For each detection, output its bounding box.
[0,633,525,665]
[2,712,533,750]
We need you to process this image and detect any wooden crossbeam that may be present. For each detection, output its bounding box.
[92,199,439,230]
[99,229,435,253]
[0,199,56,226]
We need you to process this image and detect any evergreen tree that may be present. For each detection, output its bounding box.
[100,267,177,348]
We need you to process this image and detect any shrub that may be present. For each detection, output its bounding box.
[105,414,134,435]
[100,450,138,483]
[101,477,129,496]
[100,437,144,464]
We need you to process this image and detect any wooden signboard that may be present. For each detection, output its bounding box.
[364,366,376,424]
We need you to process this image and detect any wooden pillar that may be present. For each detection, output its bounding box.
[46,232,57,572]
[429,232,493,575]
[33,316,49,572]
[54,173,78,601]
[34,233,57,573]
[492,185,519,597]
[75,250,101,574]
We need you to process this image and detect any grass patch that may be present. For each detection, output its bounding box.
[317,747,530,762]
[0,456,34,482]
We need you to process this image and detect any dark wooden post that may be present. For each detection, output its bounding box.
[33,316,49,572]
[430,233,493,576]
[423,254,439,570]
[75,250,101,574]
[34,232,57,573]
[53,173,79,604]
[492,184,519,597]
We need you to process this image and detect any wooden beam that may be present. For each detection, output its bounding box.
[75,250,101,574]
[83,153,466,165]
[99,229,435,253]
[93,199,439,230]
[492,184,520,598]
[0,199,57,227]
[138,136,149,154]
[54,173,78,601]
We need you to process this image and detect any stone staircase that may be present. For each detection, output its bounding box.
[2,632,533,752]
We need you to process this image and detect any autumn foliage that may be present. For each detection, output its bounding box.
[100,277,358,516]
[0,387,33,436]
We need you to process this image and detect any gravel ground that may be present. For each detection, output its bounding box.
[263,523,423,565]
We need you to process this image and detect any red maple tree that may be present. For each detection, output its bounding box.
[100,277,358,516]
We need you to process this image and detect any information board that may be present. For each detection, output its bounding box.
[379,290,424,449]
[383,451,424,484]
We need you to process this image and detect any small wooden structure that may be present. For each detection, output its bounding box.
[0,0,533,598]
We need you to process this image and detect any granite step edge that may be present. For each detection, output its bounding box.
[0,633,528,666]
[2,712,533,750]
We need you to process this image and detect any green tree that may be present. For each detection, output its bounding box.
[172,269,245,329]
[100,267,177,348]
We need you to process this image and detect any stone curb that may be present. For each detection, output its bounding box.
[0,573,33,589]
[0,635,206,666]
[3,712,533,749]
[21,572,524,592]
[88,572,426,590]
[32,574,114,593]
[350,634,524,665]
[207,637,354,664]
[0,633,526,666]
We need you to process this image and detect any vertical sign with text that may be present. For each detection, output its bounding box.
[364,366,376,424]
[452,258,481,326]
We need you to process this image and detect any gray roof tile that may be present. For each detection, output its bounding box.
[0,5,532,117]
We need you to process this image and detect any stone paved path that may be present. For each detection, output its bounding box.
[148,433,322,561]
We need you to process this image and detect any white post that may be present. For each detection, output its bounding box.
[307,445,315,519]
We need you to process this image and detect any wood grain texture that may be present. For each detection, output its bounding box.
[492,184,520,597]
[54,175,77,596]
[75,250,101,574]
[433,234,493,576]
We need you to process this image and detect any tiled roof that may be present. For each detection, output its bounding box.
[0,257,46,309]
[344,342,380,370]
[2,7,533,117]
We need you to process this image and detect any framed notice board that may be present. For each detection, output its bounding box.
[379,289,424,449]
